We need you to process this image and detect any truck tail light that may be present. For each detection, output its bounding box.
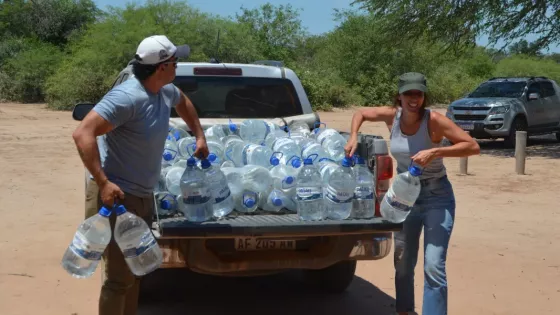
[375,154,393,217]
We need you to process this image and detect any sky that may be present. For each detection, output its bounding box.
[92,0,560,53]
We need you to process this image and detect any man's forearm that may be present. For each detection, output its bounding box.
[73,132,108,186]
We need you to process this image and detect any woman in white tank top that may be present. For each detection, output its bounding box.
[344,72,480,315]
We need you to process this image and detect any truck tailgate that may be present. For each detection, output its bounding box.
[156,213,401,238]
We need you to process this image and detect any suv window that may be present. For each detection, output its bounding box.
[540,81,556,97]
[171,76,303,119]
[469,81,526,98]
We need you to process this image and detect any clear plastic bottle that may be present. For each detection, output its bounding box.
[200,158,234,218]
[380,164,422,223]
[324,157,356,220]
[61,206,112,278]
[155,191,178,216]
[264,129,289,148]
[177,137,196,158]
[241,143,280,168]
[162,136,179,167]
[259,188,288,212]
[296,156,324,221]
[169,126,189,141]
[300,138,331,162]
[352,156,375,219]
[165,166,186,196]
[113,205,163,276]
[179,158,213,222]
[239,119,277,144]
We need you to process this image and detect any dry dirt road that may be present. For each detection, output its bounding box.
[0,103,558,315]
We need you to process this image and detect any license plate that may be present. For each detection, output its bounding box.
[458,123,474,130]
[234,237,297,251]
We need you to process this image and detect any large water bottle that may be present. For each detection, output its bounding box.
[239,119,279,144]
[324,157,356,220]
[296,156,324,221]
[272,137,301,165]
[221,167,258,213]
[162,136,179,167]
[269,164,299,212]
[177,137,196,158]
[352,156,375,219]
[287,121,311,145]
[380,164,422,223]
[61,206,112,278]
[204,125,227,142]
[156,165,172,192]
[113,205,163,276]
[224,140,245,167]
[300,138,331,162]
[200,158,234,218]
[318,158,340,183]
[241,143,280,168]
[259,188,289,212]
[187,141,225,166]
[179,157,214,222]
[165,166,186,196]
[155,191,178,216]
[169,126,189,141]
[264,129,289,148]
[313,126,346,161]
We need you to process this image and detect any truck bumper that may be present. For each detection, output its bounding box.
[156,232,393,276]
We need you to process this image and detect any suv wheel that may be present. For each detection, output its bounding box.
[303,261,357,293]
[504,116,527,148]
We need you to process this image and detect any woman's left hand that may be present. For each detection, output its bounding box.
[411,149,438,167]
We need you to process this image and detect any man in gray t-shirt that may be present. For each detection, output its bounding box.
[72,35,208,315]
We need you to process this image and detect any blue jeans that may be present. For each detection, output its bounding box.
[393,175,456,315]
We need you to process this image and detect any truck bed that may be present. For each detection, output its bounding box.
[156,213,402,238]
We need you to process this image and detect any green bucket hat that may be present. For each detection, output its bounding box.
[398,72,427,94]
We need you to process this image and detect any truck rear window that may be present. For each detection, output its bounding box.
[171,76,303,118]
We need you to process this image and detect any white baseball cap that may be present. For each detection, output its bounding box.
[134,35,190,65]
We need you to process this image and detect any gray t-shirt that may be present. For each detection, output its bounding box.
[93,77,181,197]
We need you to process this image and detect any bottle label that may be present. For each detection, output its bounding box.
[325,186,353,204]
[183,188,212,205]
[242,144,260,165]
[69,232,106,261]
[121,232,158,259]
[214,185,231,204]
[385,189,414,212]
[296,187,323,201]
[354,186,374,200]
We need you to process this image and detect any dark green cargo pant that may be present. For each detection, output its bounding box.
[85,179,154,315]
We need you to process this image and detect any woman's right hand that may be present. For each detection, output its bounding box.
[344,135,358,157]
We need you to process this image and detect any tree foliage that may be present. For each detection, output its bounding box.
[2,0,560,109]
[352,0,560,53]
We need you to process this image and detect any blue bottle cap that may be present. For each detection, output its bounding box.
[303,158,313,165]
[115,205,127,216]
[356,156,366,165]
[200,158,211,169]
[272,198,282,207]
[173,131,181,141]
[285,176,294,185]
[291,157,302,168]
[166,135,173,141]
[208,153,217,162]
[244,198,255,208]
[341,157,353,167]
[161,200,171,210]
[270,156,280,166]
[163,152,173,161]
[229,122,237,133]
[409,165,423,177]
[187,157,197,166]
[98,206,111,217]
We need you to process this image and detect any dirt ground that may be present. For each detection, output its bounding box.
[0,103,558,315]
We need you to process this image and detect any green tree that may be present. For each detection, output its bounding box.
[352,0,560,53]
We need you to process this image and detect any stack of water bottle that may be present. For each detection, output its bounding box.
[154,119,384,222]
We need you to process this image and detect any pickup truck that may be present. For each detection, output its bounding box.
[71,59,402,297]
